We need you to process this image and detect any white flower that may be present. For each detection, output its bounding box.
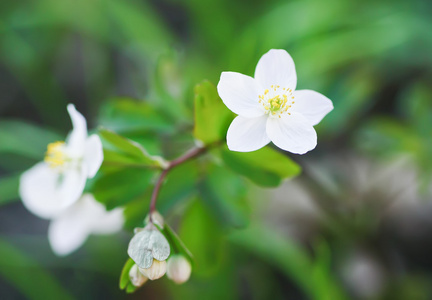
[19,104,103,219]
[217,49,333,154]
[48,193,124,256]
[166,254,192,284]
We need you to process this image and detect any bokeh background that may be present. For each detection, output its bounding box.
[1,0,432,299]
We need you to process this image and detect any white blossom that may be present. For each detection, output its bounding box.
[217,49,333,154]
[20,104,103,218]
[166,254,192,284]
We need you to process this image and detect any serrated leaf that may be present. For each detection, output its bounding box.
[221,145,301,187]
[99,128,167,169]
[193,80,235,145]
[119,258,135,290]
[127,227,170,269]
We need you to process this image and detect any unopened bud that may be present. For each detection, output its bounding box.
[139,259,167,280]
[129,264,148,287]
[166,255,192,284]
[144,211,165,228]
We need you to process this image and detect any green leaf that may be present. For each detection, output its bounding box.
[119,258,135,290]
[90,168,155,209]
[99,128,167,169]
[179,199,227,277]
[220,146,301,187]
[229,223,348,300]
[98,98,173,134]
[0,238,73,300]
[199,164,249,228]
[0,173,20,206]
[193,80,235,145]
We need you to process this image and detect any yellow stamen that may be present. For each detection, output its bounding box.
[45,141,66,168]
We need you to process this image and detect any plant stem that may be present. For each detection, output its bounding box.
[148,146,207,222]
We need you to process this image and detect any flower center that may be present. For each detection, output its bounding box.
[259,85,295,118]
[44,141,68,168]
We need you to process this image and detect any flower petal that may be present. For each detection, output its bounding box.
[19,162,87,219]
[84,134,104,178]
[291,90,333,126]
[48,194,123,256]
[66,104,88,156]
[227,115,270,152]
[254,49,297,90]
[48,208,90,256]
[217,72,264,117]
[266,112,317,154]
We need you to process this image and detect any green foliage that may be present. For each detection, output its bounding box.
[199,164,249,228]
[193,80,235,145]
[220,145,301,187]
[0,238,73,300]
[99,128,167,169]
[119,258,139,294]
[229,224,348,300]
[0,120,61,162]
[0,173,20,206]
[158,223,194,264]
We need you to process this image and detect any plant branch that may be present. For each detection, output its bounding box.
[148,146,207,221]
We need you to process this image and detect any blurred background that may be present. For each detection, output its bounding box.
[1,0,432,299]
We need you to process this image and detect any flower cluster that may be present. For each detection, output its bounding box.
[125,212,192,289]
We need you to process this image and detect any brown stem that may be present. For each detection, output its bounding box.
[148,146,207,222]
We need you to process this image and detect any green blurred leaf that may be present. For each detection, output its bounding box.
[0,173,20,206]
[90,167,155,210]
[99,128,167,169]
[199,164,249,228]
[119,258,135,290]
[0,238,73,300]
[179,199,227,277]
[98,98,173,134]
[0,120,62,160]
[220,146,301,187]
[159,223,194,264]
[193,80,235,145]
[229,223,348,300]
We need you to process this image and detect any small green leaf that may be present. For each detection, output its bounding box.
[193,80,235,145]
[220,145,301,187]
[119,258,135,290]
[99,128,167,169]
[127,227,170,269]
[126,282,139,293]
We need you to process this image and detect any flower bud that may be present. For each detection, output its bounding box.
[144,211,165,228]
[139,259,167,280]
[166,255,192,284]
[129,264,148,287]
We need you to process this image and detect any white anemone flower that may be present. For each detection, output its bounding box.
[19,104,103,219]
[217,49,333,154]
[48,194,124,256]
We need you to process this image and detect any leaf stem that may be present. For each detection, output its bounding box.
[148,146,207,221]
